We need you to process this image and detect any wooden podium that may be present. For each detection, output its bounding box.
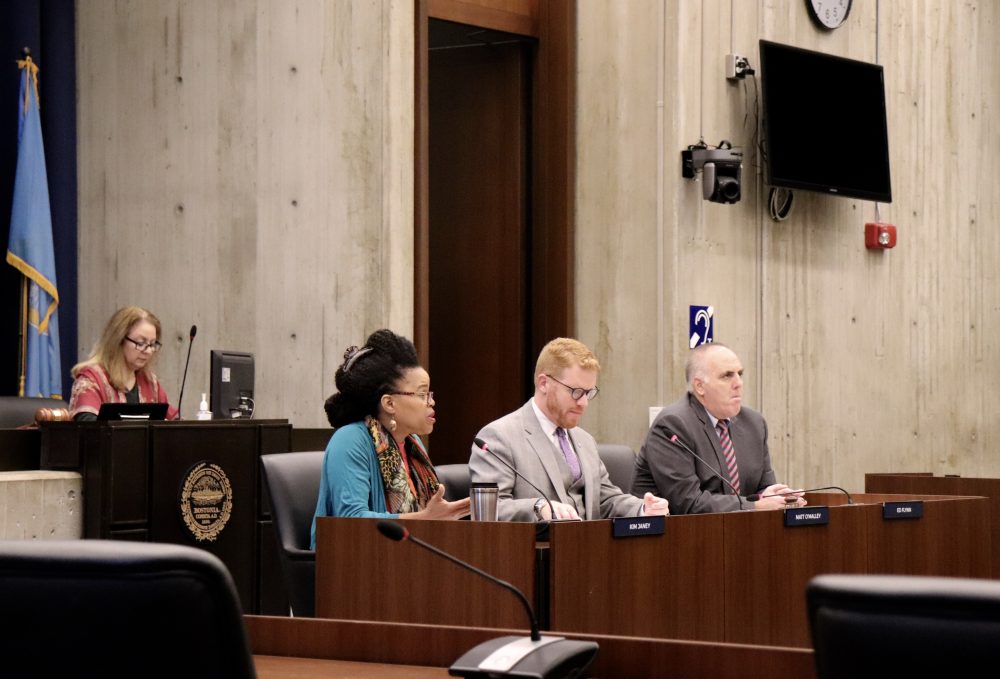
[314,493,989,648]
[39,419,292,614]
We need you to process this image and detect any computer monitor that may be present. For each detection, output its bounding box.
[209,350,255,419]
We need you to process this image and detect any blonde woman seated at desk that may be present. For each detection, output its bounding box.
[68,306,178,421]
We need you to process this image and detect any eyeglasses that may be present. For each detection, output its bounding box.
[124,336,162,353]
[545,374,599,401]
[392,391,435,405]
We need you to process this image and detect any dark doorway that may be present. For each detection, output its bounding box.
[415,3,576,465]
[426,21,534,463]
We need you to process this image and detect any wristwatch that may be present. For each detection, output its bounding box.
[533,498,548,520]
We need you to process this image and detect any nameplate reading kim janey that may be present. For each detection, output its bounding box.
[180,462,234,542]
[783,506,829,527]
[883,500,924,520]
[612,515,665,538]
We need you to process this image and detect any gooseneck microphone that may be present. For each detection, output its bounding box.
[377,520,540,640]
[746,486,854,504]
[176,324,197,419]
[663,430,744,510]
[473,437,556,522]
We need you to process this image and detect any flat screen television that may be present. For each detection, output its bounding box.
[209,350,255,419]
[759,40,892,202]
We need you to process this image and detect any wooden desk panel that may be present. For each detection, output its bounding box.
[864,495,990,577]
[866,473,1000,578]
[0,429,41,471]
[724,495,989,647]
[547,514,726,641]
[149,423,261,606]
[723,503,869,647]
[312,495,990,650]
[315,518,537,630]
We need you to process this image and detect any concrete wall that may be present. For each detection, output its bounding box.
[77,0,414,424]
[76,1,1000,492]
[576,0,1000,490]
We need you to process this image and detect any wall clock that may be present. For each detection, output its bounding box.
[807,0,852,30]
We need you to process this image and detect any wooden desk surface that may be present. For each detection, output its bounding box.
[246,615,816,679]
[255,654,448,678]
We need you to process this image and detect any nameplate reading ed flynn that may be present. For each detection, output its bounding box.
[882,500,924,520]
[612,515,665,538]
[783,506,829,527]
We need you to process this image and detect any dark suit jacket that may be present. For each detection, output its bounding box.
[469,400,643,521]
[631,393,775,514]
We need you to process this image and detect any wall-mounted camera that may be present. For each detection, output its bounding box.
[681,140,743,204]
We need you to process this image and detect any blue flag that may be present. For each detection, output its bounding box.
[6,56,62,398]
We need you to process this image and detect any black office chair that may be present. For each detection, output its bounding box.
[436,463,471,501]
[807,574,1000,678]
[597,443,636,492]
[260,450,324,617]
[0,539,256,678]
[0,395,68,428]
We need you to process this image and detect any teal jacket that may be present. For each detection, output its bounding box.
[310,421,402,548]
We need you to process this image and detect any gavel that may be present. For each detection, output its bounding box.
[35,407,71,423]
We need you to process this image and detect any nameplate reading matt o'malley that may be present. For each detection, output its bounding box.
[882,500,924,520]
[783,506,829,527]
[612,515,665,538]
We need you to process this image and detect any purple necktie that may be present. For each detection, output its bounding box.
[716,420,741,493]
[556,427,582,481]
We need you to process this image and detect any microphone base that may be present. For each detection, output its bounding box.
[449,635,598,679]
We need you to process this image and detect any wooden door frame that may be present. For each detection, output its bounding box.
[414,0,576,367]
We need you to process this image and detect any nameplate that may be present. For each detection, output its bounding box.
[883,501,923,520]
[783,506,829,527]
[613,515,665,538]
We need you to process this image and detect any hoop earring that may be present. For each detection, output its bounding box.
[389,417,397,432]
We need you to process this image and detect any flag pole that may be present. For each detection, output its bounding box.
[17,276,27,396]
[14,47,31,397]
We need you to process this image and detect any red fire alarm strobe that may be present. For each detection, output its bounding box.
[865,222,897,249]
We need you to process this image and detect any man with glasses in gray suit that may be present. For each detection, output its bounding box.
[470,337,669,522]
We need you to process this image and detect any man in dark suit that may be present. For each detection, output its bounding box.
[631,342,804,514]
[469,338,669,521]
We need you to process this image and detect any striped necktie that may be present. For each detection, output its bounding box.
[716,420,741,493]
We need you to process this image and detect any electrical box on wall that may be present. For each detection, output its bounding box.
[865,222,897,249]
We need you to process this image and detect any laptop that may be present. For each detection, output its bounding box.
[97,402,169,421]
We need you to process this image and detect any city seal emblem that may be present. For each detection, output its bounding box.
[179,462,233,542]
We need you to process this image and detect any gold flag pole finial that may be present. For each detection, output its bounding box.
[16,48,40,114]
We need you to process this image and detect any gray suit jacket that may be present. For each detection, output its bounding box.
[631,393,776,514]
[469,400,643,521]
